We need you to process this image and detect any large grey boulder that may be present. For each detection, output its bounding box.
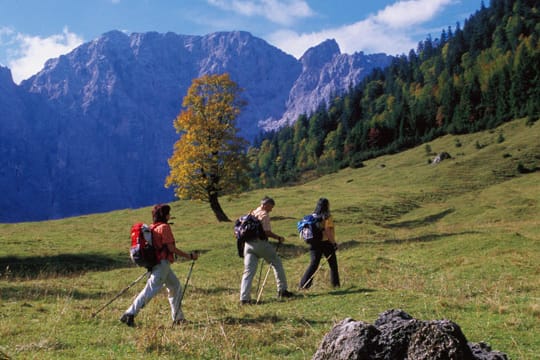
[312,309,507,360]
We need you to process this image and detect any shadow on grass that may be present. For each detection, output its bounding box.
[329,286,375,296]
[0,284,109,301]
[277,243,308,258]
[272,216,298,221]
[0,253,129,279]
[217,314,329,326]
[383,231,479,244]
[384,208,455,229]
[297,286,375,299]
[278,240,362,259]
[336,240,362,250]
[196,286,236,296]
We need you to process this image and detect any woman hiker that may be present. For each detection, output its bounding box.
[299,198,340,289]
[120,204,198,326]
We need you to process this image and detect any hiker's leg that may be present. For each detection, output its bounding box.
[299,246,322,289]
[126,262,167,316]
[164,264,184,321]
[322,242,340,287]
[240,241,259,301]
[260,241,288,292]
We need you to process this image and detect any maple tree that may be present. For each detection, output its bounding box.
[166,73,250,222]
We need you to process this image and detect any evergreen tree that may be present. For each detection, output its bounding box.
[246,0,539,188]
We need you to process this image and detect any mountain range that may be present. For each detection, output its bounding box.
[0,30,392,223]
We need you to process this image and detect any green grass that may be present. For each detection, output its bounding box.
[1,118,539,359]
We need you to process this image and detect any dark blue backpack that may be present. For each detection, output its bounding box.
[234,213,267,257]
[297,214,323,244]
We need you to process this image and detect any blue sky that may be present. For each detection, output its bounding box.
[0,0,482,84]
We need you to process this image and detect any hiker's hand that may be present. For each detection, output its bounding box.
[277,236,285,243]
[332,242,338,251]
[189,252,199,260]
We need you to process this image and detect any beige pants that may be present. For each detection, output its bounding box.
[240,239,288,301]
[126,260,184,321]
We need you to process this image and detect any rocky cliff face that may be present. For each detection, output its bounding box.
[261,39,392,129]
[0,31,391,222]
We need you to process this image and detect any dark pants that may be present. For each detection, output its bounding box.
[299,240,340,289]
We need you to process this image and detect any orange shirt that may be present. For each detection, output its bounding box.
[152,223,176,263]
[322,216,335,242]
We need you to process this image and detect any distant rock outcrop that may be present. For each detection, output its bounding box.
[432,152,452,164]
[312,309,507,360]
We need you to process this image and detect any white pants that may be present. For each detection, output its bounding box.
[125,260,184,321]
[240,239,288,301]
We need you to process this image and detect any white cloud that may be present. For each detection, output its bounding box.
[374,0,454,28]
[7,27,84,84]
[0,27,16,65]
[207,0,315,26]
[268,0,454,58]
[0,27,14,38]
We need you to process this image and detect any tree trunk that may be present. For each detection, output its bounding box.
[209,193,230,222]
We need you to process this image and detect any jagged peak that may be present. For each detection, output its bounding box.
[0,65,13,82]
[300,39,341,68]
[100,29,130,41]
[0,65,17,91]
[200,30,272,49]
[204,30,253,39]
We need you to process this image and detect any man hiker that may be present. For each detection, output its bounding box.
[240,196,294,304]
[120,204,199,327]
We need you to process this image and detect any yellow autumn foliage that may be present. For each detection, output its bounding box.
[166,73,250,203]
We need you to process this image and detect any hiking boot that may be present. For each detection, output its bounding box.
[240,299,254,305]
[173,319,188,326]
[277,289,295,299]
[120,313,135,327]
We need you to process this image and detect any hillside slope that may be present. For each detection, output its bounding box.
[0,118,538,359]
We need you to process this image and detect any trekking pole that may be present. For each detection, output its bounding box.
[255,258,264,297]
[256,263,272,304]
[179,259,195,306]
[300,253,334,290]
[91,270,149,318]
[256,241,281,304]
[172,258,195,325]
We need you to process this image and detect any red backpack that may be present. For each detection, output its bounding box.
[130,223,158,270]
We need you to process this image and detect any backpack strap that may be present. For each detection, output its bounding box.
[150,222,169,254]
[315,214,326,234]
[150,222,167,231]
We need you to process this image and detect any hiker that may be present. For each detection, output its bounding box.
[299,198,340,289]
[120,204,198,327]
[240,196,294,304]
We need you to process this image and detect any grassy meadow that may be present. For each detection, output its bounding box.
[0,118,539,359]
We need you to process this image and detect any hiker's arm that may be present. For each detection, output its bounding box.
[265,230,284,243]
[260,213,284,242]
[166,243,198,260]
[161,225,198,260]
